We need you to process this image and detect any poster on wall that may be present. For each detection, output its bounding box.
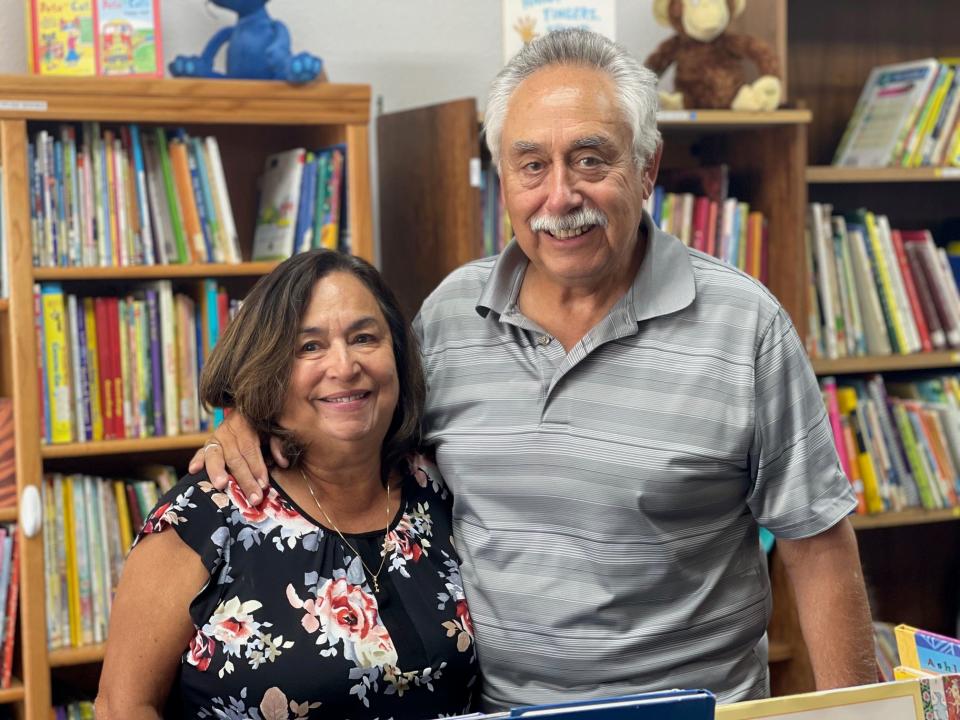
[502,0,616,65]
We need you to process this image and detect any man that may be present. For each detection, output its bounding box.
[193,28,876,711]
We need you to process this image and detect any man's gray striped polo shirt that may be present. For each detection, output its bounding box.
[413,212,856,710]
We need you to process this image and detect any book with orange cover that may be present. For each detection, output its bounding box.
[168,138,206,263]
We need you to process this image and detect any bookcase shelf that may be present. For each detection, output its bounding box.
[849,507,960,531]
[47,644,105,669]
[810,351,960,376]
[806,166,960,184]
[0,299,7,312]
[656,109,811,129]
[41,432,209,460]
[33,262,280,282]
[0,679,25,705]
[0,507,17,524]
[0,76,373,719]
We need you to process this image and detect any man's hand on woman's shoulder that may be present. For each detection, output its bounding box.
[187,412,287,504]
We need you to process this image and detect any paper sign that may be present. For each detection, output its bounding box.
[502,0,616,65]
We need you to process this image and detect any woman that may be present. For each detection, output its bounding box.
[96,251,477,719]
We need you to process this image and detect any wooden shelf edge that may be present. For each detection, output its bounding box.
[807,166,960,183]
[48,644,106,668]
[33,261,279,281]
[43,432,208,459]
[0,678,25,704]
[0,507,16,523]
[850,507,960,530]
[0,298,8,312]
[657,108,812,128]
[811,351,960,376]
[768,641,793,663]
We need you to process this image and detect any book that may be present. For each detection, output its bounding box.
[253,148,306,260]
[0,401,14,508]
[833,58,941,167]
[896,625,960,675]
[94,0,163,77]
[27,0,97,76]
[0,530,17,688]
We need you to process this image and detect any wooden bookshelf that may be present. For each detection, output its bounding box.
[41,432,209,459]
[811,351,960,376]
[0,507,17,523]
[850,507,960,530]
[656,108,811,129]
[0,679,26,705]
[0,299,7,312]
[0,76,372,720]
[807,166,960,184]
[48,644,106,669]
[33,262,280,282]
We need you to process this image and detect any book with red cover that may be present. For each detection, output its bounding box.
[903,241,947,350]
[902,230,960,347]
[0,401,14,509]
[890,229,934,352]
[93,297,115,439]
[1,531,19,688]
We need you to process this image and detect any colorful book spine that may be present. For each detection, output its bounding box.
[41,283,73,443]
[896,624,960,675]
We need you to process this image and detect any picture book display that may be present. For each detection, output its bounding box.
[27,0,163,77]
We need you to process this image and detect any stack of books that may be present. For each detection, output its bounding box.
[34,281,238,444]
[28,124,240,268]
[42,468,176,651]
[806,203,960,360]
[820,373,960,515]
[833,58,960,168]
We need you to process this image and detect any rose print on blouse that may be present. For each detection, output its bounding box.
[200,478,321,553]
[408,454,449,499]
[197,685,321,719]
[139,485,197,536]
[384,502,433,578]
[437,550,475,655]
[196,596,295,678]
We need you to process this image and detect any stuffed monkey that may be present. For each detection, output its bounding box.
[644,0,782,111]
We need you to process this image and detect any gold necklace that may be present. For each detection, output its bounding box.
[299,468,391,594]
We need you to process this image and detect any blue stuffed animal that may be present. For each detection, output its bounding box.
[170,0,322,84]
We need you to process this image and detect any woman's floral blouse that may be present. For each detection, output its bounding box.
[136,453,477,720]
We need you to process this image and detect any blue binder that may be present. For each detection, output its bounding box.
[443,689,715,720]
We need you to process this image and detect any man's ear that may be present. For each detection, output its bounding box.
[641,144,664,200]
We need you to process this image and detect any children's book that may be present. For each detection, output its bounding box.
[833,59,941,167]
[27,0,97,76]
[896,624,960,675]
[252,149,306,261]
[94,0,163,77]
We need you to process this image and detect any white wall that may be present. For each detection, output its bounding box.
[0,0,672,259]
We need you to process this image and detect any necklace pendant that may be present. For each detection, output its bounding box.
[372,577,380,593]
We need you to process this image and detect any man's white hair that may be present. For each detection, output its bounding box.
[484,28,661,171]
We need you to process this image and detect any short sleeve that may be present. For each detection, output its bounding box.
[747,307,857,538]
[134,472,229,578]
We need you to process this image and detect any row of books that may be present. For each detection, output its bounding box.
[0,525,18,689]
[42,469,176,650]
[251,145,350,260]
[834,57,960,168]
[821,374,960,515]
[53,702,95,720]
[36,281,237,445]
[26,0,162,78]
[29,123,241,268]
[480,167,514,257]
[806,203,960,360]
[646,187,768,283]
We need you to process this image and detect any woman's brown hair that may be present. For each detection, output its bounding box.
[199,250,425,483]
